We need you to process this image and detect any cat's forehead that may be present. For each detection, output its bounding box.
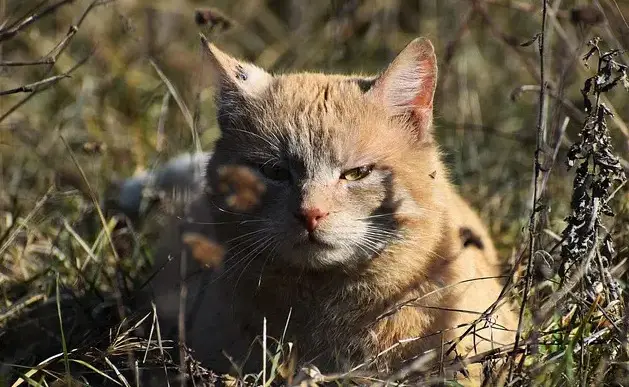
[264,73,370,114]
[231,72,400,167]
[256,74,375,158]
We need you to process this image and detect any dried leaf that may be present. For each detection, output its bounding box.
[182,232,225,268]
[217,165,266,212]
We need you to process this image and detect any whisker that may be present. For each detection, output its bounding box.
[188,218,270,226]
[257,240,279,287]
[226,128,280,154]
[207,196,264,218]
[354,208,439,221]
[211,236,269,283]
[223,233,272,265]
[234,237,277,290]
[223,228,273,246]
[363,229,401,238]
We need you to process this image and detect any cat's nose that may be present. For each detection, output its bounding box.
[296,207,329,233]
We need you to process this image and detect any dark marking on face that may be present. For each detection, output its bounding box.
[235,64,247,81]
[459,227,484,250]
[323,84,330,102]
[352,77,377,93]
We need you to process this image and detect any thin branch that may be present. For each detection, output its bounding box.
[539,116,570,196]
[0,0,75,42]
[0,21,79,67]
[510,84,584,122]
[0,0,109,123]
[509,0,549,381]
[0,52,91,122]
[0,74,70,95]
[1,0,49,32]
[149,58,196,146]
[0,58,55,66]
[472,0,542,82]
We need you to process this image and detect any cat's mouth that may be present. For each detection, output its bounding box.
[294,232,336,250]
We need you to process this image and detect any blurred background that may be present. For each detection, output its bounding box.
[1,0,628,385]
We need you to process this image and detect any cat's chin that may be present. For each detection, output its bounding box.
[296,233,336,249]
[273,236,358,270]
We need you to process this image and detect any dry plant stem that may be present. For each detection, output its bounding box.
[607,0,629,30]
[149,58,198,152]
[0,0,108,123]
[567,290,622,336]
[178,248,187,387]
[0,58,55,66]
[177,209,190,386]
[375,275,508,322]
[0,52,90,121]
[0,0,3,111]
[55,274,71,381]
[536,240,600,327]
[512,85,583,122]
[358,292,517,383]
[439,7,475,95]
[0,293,45,323]
[0,0,75,42]
[509,0,548,381]
[439,248,526,362]
[0,17,79,67]
[0,186,52,259]
[59,134,131,363]
[485,0,577,20]
[472,0,541,81]
[156,92,170,153]
[539,116,570,196]
[499,0,629,142]
[0,74,70,96]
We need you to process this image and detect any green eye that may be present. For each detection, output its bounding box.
[341,165,374,181]
[259,163,291,181]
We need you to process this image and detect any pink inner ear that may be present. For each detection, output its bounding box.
[410,63,436,135]
[411,64,436,110]
[367,38,438,140]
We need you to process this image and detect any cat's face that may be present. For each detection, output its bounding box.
[204,37,440,270]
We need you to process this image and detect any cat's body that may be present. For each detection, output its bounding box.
[144,37,517,383]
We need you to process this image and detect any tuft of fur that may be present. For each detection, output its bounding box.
[146,37,517,383]
[106,152,210,220]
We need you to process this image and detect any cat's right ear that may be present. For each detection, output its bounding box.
[365,37,437,142]
[200,34,272,98]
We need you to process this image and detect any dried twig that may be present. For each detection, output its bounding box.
[509,0,549,381]
[0,0,75,42]
[0,74,70,96]
[0,53,91,122]
[0,0,109,123]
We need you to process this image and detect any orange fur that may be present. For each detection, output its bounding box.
[146,37,518,385]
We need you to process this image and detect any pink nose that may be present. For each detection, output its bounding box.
[297,207,329,232]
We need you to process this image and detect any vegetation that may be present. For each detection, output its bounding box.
[1,0,628,385]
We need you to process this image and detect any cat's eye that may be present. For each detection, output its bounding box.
[259,163,291,181]
[340,165,374,181]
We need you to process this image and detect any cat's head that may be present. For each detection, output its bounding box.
[203,36,445,271]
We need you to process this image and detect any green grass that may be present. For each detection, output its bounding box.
[1,0,629,385]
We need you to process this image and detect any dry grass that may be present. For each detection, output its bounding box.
[1,0,629,385]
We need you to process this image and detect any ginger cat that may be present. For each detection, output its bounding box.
[146,36,517,384]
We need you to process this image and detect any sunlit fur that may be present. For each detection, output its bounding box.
[149,38,518,383]
[206,72,434,271]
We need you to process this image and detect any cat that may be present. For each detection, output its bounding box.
[143,36,518,384]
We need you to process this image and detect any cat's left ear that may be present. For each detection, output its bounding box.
[366,37,437,142]
[200,34,272,98]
